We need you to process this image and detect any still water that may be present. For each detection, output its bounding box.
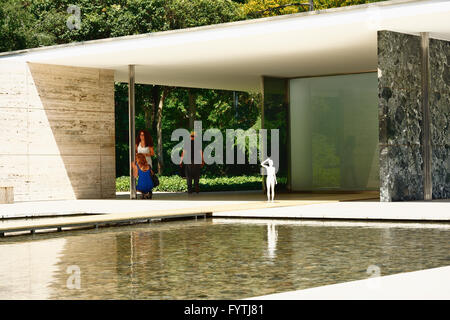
[0,218,449,299]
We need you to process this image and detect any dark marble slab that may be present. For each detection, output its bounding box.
[378,31,422,91]
[378,31,424,201]
[429,38,450,199]
[379,31,449,201]
[378,32,423,145]
[431,145,450,199]
[379,144,424,201]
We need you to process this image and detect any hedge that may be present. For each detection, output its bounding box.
[116,175,286,192]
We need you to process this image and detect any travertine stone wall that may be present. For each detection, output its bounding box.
[0,62,115,201]
[378,30,449,201]
[0,186,14,204]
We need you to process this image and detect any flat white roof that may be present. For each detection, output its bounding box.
[2,0,450,91]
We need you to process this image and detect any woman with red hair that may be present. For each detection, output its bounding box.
[132,153,154,199]
[136,129,155,168]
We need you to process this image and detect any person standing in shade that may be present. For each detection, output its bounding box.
[136,129,155,169]
[180,132,204,194]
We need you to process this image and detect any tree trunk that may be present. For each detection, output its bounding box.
[188,88,196,130]
[151,86,161,133]
[156,87,169,174]
[144,108,152,131]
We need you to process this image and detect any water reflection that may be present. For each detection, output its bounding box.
[266,224,278,260]
[0,219,448,299]
[0,238,65,299]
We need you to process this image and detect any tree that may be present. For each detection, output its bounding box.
[155,86,171,173]
[243,0,310,18]
[242,0,387,18]
[142,0,245,173]
[314,0,387,9]
[0,0,39,52]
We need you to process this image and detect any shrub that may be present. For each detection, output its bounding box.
[116,175,287,192]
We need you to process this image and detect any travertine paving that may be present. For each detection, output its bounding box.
[3,191,449,235]
[248,266,450,300]
[213,201,450,221]
[0,191,379,235]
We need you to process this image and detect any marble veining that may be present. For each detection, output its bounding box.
[378,31,449,201]
[429,38,450,199]
[378,31,423,201]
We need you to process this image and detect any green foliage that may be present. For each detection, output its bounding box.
[26,0,168,43]
[1,0,244,50]
[243,0,387,18]
[158,88,261,177]
[0,1,388,53]
[117,175,287,192]
[243,0,309,18]
[115,85,262,177]
[0,0,38,52]
[165,0,245,29]
[314,0,387,10]
[116,175,131,192]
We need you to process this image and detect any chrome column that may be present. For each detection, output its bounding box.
[128,65,137,199]
[421,33,432,201]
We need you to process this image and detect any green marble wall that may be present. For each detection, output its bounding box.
[429,38,450,199]
[378,30,449,201]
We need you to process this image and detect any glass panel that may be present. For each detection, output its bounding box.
[263,77,288,187]
[289,73,379,191]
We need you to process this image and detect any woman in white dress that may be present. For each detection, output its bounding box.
[136,129,155,168]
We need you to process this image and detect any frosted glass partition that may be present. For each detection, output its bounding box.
[289,73,379,191]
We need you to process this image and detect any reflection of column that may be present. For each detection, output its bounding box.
[130,231,136,297]
[266,223,278,259]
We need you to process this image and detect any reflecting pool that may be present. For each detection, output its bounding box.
[0,219,449,299]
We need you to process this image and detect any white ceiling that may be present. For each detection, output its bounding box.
[2,0,450,91]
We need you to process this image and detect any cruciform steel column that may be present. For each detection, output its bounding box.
[421,33,432,201]
[128,65,137,199]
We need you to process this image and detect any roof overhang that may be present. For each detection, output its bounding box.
[1,0,450,91]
